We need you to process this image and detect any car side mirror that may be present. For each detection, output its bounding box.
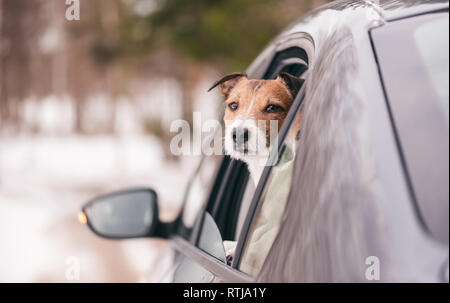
[80,188,168,239]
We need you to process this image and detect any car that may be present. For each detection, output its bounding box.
[80,0,449,283]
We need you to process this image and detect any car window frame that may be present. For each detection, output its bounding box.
[232,80,307,270]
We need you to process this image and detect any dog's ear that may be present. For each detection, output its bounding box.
[277,72,304,98]
[208,72,247,98]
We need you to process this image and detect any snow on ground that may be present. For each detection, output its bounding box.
[0,135,200,282]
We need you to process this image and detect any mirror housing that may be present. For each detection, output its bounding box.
[81,188,173,239]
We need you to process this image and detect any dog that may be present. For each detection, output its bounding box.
[208,72,304,264]
[208,72,304,185]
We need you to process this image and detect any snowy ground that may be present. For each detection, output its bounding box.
[0,135,200,282]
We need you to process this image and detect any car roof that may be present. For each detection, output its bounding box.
[278,0,448,40]
[375,0,448,20]
[313,0,449,21]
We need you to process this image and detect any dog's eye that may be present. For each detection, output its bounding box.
[264,104,283,113]
[228,102,239,111]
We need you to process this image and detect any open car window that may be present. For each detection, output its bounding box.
[170,40,311,282]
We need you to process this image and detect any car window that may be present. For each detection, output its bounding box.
[239,109,302,277]
[197,212,228,262]
[172,44,310,280]
[372,12,449,244]
[232,47,309,243]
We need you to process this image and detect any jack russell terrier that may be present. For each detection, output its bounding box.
[208,72,304,264]
[208,72,304,185]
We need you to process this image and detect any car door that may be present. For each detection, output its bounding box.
[253,11,449,282]
[163,34,314,282]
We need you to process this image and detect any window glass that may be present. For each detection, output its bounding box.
[180,154,223,235]
[197,212,227,262]
[239,111,302,276]
[372,12,449,243]
[414,16,449,125]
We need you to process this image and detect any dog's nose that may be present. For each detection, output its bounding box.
[232,127,249,144]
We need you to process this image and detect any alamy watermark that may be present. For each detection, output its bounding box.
[65,256,80,281]
[65,0,80,21]
[169,112,280,166]
[365,256,380,281]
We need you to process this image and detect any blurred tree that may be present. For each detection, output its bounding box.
[149,0,298,71]
[114,0,331,72]
[70,0,331,139]
[0,0,331,136]
[71,0,331,71]
[0,0,47,130]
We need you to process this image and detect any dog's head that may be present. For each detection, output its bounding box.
[209,72,303,163]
